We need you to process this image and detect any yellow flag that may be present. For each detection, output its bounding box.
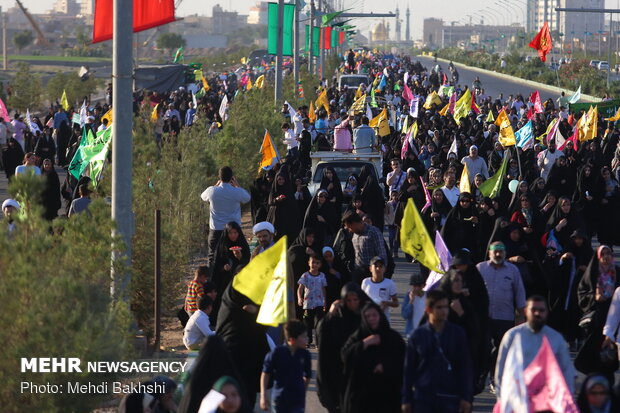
[355,84,364,100]
[258,130,278,171]
[578,106,598,142]
[240,56,247,65]
[60,90,70,111]
[495,109,516,147]
[369,107,390,137]
[232,237,289,327]
[202,76,210,92]
[423,91,442,109]
[605,106,620,122]
[400,198,442,272]
[438,103,450,116]
[349,93,366,114]
[193,69,203,82]
[401,115,409,133]
[308,100,317,123]
[459,162,471,194]
[246,78,253,90]
[315,89,331,114]
[101,109,113,126]
[150,103,159,122]
[486,111,495,123]
[453,89,473,125]
[255,74,265,89]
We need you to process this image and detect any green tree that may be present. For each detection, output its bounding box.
[47,72,101,109]
[0,175,132,412]
[156,32,186,56]
[75,26,90,48]
[8,62,41,111]
[12,30,34,51]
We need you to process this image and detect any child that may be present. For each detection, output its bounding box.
[260,320,311,413]
[184,265,209,316]
[183,295,215,350]
[361,256,398,322]
[297,254,327,348]
[401,273,427,337]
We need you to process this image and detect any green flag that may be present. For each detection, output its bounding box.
[68,127,113,180]
[370,87,378,108]
[173,47,184,63]
[321,10,344,26]
[331,28,338,48]
[331,19,352,27]
[312,26,320,57]
[479,152,509,198]
[268,3,295,56]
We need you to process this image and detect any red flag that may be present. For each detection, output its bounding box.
[93,0,176,43]
[323,27,332,49]
[523,336,578,413]
[529,22,553,62]
[339,31,345,45]
[470,88,480,114]
[530,91,544,113]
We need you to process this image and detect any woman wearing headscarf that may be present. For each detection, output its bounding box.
[575,245,620,383]
[529,176,547,207]
[41,158,61,221]
[577,374,619,413]
[441,192,482,261]
[342,174,358,205]
[293,176,312,218]
[545,155,575,198]
[573,164,599,237]
[211,222,251,325]
[502,223,545,296]
[545,196,585,250]
[177,336,253,413]
[288,227,321,320]
[506,180,529,215]
[2,137,24,180]
[266,172,300,243]
[421,188,451,235]
[321,246,350,308]
[317,283,369,413]
[340,302,405,413]
[303,189,339,246]
[212,376,252,413]
[216,284,270,406]
[395,168,426,225]
[539,189,558,225]
[438,269,481,394]
[319,166,344,210]
[595,166,620,246]
[357,164,385,231]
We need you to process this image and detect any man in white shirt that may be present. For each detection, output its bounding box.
[201,166,251,267]
[386,158,407,193]
[183,295,216,350]
[361,256,399,322]
[281,122,299,158]
[537,140,563,180]
[461,145,489,181]
[441,170,460,207]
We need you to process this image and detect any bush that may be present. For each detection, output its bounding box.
[0,175,132,412]
[8,62,41,112]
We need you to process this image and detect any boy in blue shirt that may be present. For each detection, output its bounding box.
[260,320,312,413]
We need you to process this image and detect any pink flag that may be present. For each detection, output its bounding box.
[530,91,544,114]
[400,134,409,160]
[0,98,9,122]
[402,82,414,103]
[447,91,457,114]
[558,126,578,150]
[523,336,578,413]
[420,176,432,212]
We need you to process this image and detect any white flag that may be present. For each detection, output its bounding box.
[498,335,529,413]
[366,103,373,121]
[448,136,458,159]
[79,100,87,127]
[25,109,41,134]
[567,86,581,104]
[284,100,296,121]
[192,91,197,108]
[410,97,419,118]
[219,94,228,122]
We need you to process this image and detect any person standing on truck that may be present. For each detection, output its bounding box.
[353,116,376,154]
[282,122,299,159]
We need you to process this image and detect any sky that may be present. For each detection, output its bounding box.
[3,0,620,40]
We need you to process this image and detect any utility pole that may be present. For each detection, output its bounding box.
[309,1,314,74]
[274,0,284,104]
[293,0,299,91]
[318,0,323,82]
[111,0,134,297]
[2,7,6,71]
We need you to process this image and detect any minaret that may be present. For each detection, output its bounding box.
[395,6,401,41]
[405,5,410,41]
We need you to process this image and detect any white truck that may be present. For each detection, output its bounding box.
[308,151,384,196]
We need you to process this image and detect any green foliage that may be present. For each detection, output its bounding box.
[8,62,41,111]
[12,30,34,51]
[156,33,186,55]
[0,175,132,413]
[46,72,101,108]
[102,111,216,336]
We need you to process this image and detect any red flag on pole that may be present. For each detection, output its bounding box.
[529,21,553,62]
[93,0,176,43]
[339,31,345,45]
[323,27,332,49]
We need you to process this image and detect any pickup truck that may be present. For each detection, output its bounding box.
[308,151,384,197]
[338,74,370,90]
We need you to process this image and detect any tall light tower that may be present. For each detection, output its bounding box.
[395,6,401,41]
[405,5,411,41]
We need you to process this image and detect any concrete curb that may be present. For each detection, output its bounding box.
[420,55,601,103]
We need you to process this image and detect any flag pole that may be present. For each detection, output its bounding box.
[111,0,134,297]
[515,146,522,179]
[293,0,299,93]
[274,0,284,104]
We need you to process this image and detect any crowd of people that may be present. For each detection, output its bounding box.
[15,51,618,412]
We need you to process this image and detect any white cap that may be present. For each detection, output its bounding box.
[2,198,20,210]
[253,221,275,235]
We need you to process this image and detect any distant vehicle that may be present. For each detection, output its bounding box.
[589,60,601,68]
[598,61,610,71]
[338,74,370,90]
[308,151,383,197]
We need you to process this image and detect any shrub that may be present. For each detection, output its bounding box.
[8,62,41,112]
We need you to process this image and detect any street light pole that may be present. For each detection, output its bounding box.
[293,0,299,91]
[274,0,284,104]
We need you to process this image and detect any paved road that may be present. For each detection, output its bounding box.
[415,55,568,103]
